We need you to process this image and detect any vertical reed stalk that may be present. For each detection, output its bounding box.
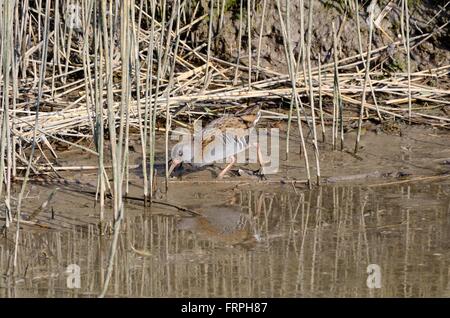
[134,0,148,204]
[354,3,375,154]
[15,0,51,272]
[296,0,307,80]
[165,0,182,192]
[403,0,412,123]
[233,0,243,86]
[219,0,226,30]
[80,2,96,138]
[355,0,381,121]
[94,0,106,227]
[331,23,337,150]
[285,0,294,157]
[204,0,214,87]
[151,0,167,198]
[332,25,344,151]
[255,0,267,81]
[51,0,60,98]
[63,0,74,84]
[148,0,157,202]
[318,57,325,142]
[100,0,132,297]
[0,0,14,229]
[247,0,252,89]
[306,0,320,184]
[276,0,311,187]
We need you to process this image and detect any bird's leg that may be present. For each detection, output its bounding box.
[217,155,236,179]
[255,143,270,180]
[256,143,271,166]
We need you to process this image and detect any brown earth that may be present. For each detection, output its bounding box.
[192,0,450,74]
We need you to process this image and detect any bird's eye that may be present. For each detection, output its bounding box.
[178,150,183,156]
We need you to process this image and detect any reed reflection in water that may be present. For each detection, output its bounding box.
[1,182,449,297]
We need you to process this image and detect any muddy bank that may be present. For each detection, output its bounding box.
[193,0,450,74]
[1,123,450,297]
[4,124,450,224]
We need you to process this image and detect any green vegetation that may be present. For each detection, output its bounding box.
[224,0,238,12]
[386,58,406,73]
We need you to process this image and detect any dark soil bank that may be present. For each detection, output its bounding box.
[191,0,450,74]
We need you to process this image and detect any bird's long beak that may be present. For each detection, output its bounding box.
[168,158,181,176]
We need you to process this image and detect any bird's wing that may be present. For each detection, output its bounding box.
[202,130,250,164]
[193,116,252,164]
[201,116,247,151]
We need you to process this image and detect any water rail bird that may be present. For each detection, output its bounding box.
[169,109,267,179]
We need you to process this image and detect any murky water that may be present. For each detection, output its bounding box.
[1,179,449,297]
